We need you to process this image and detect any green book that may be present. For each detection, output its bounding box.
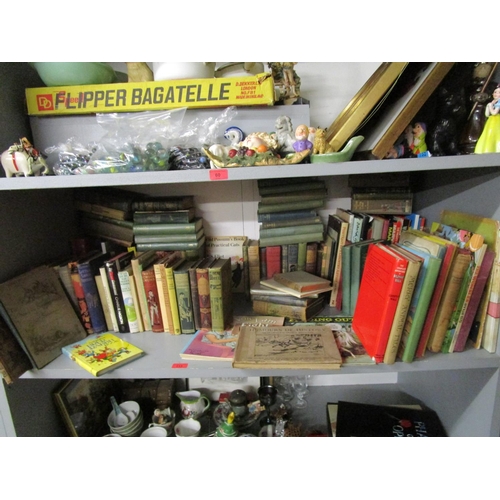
[397,246,442,363]
[260,216,323,230]
[341,243,353,316]
[259,232,324,248]
[350,240,380,315]
[173,260,196,334]
[258,180,326,196]
[134,228,204,244]
[257,199,326,214]
[133,208,196,224]
[259,223,324,239]
[135,235,206,252]
[133,217,203,235]
[297,241,307,271]
[259,188,328,205]
[208,258,233,333]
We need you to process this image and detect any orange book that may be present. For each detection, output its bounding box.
[352,243,409,363]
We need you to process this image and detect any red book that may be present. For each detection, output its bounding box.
[352,243,409,363]
[265,245,281,279]
[142,263,164,333]
[68,257,94,334]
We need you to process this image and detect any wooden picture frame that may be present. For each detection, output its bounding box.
[326,62,409,152]
[355,62,455,159]
[53,378,122,437]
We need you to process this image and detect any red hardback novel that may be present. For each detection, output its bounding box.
[265,245,282,279]
[352,243,408,363]
[142,263,164,333]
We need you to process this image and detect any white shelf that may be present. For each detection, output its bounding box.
[2,153,500,190]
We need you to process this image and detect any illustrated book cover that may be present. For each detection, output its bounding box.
[0,265,88,369]
[61,332,145,376]
[232,325,342,369]
[334,400,447,437]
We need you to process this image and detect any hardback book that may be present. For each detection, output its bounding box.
[252,296,325,321]
[297,241,307,272]
[55,257,79,311]
[257,209,318,224]
[208,258,234,333]
[397,245,442,363]
[286,316,375,365]
[257,198,325,215]
[281,243,288,273]
[0,310,34,383]
[98,265,119,332]
[265,245,281,279]
[350,196,413,215]
[79,214,134,248]
[441,242,488,353]
[260,277,332,299]
[285,243,299,272]
[259,223,325,240]
[133,217,203,236]
[305,242,318,274]
[77,251,112,335]
[272,270,331,294]
[133,207,196,224]
[187,258,204,331]
[94,273,114,331]
[352,243,409,363]
[0,265,88,369]
[196,256,217,330]
[247,239,261,288]
[131,250,164,331]
[154,252,183,334]
[131,195,194,212]
[117,264,143,333]
[250,281,320,298]
[232,325,342,369]
[134,228,204,244]
[258,179,326,196]
[205,235,248,294]
[259,187,328,204]
[105,250,135,334]
[164,257,187,335]
[74,187,134,221]
[335,207,356,242]
[250,293,319,308]
[135,234,206,252]
[334,401,447,437]
[426,248,472,353]
[259,231,324,248]
[173,260,197,334]
[260,215,323,230]
[439,210,500,352]
[341,243,353,315]
[141,260,164,333]
[327,214,349,309]
[61,332,145,376]
[383,245,423,364]
[451,249,495,352]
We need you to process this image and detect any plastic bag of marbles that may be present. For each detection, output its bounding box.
[83,108,187,174]
[44,137,98,175]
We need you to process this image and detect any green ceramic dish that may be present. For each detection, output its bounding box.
[30,62,117,87]
[310,135,364,163]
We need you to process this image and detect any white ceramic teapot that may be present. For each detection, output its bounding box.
[152,62,215,81]
[176,390,211,419]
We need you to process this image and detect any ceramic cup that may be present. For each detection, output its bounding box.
[174,418,201,437]
[140,426,167,437]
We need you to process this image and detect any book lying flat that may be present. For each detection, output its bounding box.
[260,277,332,298]
[61,332,145,376]
[232,325,342,369]
[272,270,331,293]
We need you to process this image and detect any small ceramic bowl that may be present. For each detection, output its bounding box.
[30,62,117,87]
[310,135,364,164]
[107,400,142,433]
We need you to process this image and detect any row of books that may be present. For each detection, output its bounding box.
[352,215,498,364]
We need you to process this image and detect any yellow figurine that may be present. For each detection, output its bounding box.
[474,84,500,154]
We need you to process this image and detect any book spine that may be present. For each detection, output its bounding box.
[209,265,225,332]
[341,245,352,316]
[74,200,129,221]
[133,221,200,235]
[106,261,130,334]
[259,188,328,205]
[117,271,141,333]
[258,180,326,196]
[99,267,119,332]
[142,268,164,333]
[305,242,317,274]
[132,196,193,211]
[154,262,171,333]
[133,211,193,224]
[260,216,323,229]
[252,299,308,321]
[260,247,267,280]
[329,221,349,309]
[136,236,205,252]
[174,270,196,334]
[259,231,324,248]
[68,261,93,334]
[452,250,495,352]
[196,267,212,329]
[134,231,202,243]
[265,245,281,279]
[281,244,288,273]
[257,209,317,223]
[351,198,413,214]
[79,212,134,228]
[251,294,311,307]
[80,217,134,246]
[248,241,261,286]
[257,199,325,214]
[131,252,158,331]
[188,265,202,331]
[297,242,307,272]
[95,274,114,331]
[77,262,107,334]
[165,266,182,335]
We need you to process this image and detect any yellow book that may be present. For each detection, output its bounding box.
[61,333,145,377]
[164,258,186,335]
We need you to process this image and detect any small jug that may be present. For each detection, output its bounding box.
[176,390,211,419]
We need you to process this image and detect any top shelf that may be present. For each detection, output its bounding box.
[2,153,500,191]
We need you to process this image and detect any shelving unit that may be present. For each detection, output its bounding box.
[1,63,500,437]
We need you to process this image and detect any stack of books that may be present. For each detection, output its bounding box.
[132,195,206,258]
[257,177,327,281]
[251,270,331,321]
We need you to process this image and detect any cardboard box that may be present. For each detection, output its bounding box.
[25,73,275,116]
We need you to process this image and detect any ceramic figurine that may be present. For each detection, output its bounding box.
[215,411,238,437]
[268,62,302,104]
[273,115,296,154]
[474,84,500,154]
[1,137,49,177]
[410,122,428,156]
[292,124,313,153]
[312,128,333,155]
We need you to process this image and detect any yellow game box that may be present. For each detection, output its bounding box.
[25,73,275,116]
